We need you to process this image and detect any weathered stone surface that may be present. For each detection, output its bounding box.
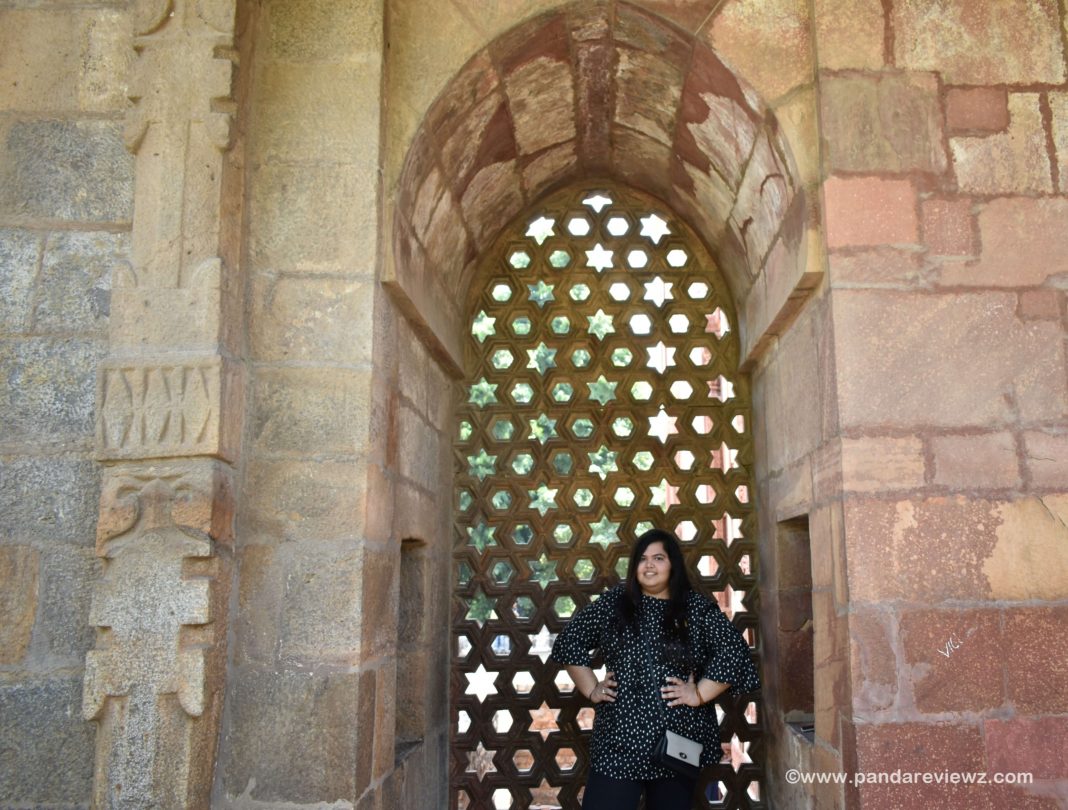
[521,142,577,198]
[0,545,40,664]
[951,94,1052,195]
[34,231,124,335]
[930,432,1020,490]
[635,0,716,34]
[250,274,375,364]
[813,0,884,70]
[921,197,976,257]
[760,312,821,470]
[0,455,99,544]
[459,160,525,250]
[0,228,41,333]
[1017,289,1061,321]
[1003,606,1068,713]
[254,63,378,162]
[222,668,363,802]
[611,125,673,198]
[982,496,1068,602]
[828,247,924,287]
[985,717,1068,780]
[504,56,576,155]
[893,0,1066,85]
[265,0,381,60]
[824,176,918,250]
[771,86,820,187]
[945,86,1009,134]
[833,290,1066,428]
[0,678,95,803]
[1024,431,1068,489]
[899,609,1004,713]
[0,8,129,113]
[839,436,926,493]
[1052,91,1068,194]
[843,497,999,604]
[680,87,758,190]
[731,131,793,265]
[848,609,897,716]
[614,47,684,147]
[0,119,132,223]
[940,197,1068,287]
[251,367,373,456]
[0,337,104,444]
[821,73,945,173]
[37,544,98,660]
[706,0,813,102]
[248,162,369,273]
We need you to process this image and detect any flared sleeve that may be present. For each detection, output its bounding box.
[549,587,617,668]
[697,596,760,696]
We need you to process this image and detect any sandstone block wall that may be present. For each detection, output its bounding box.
[0,3,131,805]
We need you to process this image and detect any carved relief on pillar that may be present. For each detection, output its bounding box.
[84,463,233,809]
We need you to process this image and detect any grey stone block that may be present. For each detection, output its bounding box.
[0,119,133,223]
[34,231,127,335]
[0,228,41,334]
[0,337,105,444]
[0,678,95,805]
[0,455,100,545]
[37,544,99,661]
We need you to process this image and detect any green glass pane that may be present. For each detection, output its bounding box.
[588,445,618,480]
[509,251,531,269]
[573,558,595,582]
[511,383,534,405]
[553,524,574,544]
[511,453,534,475]
[549,249,571,268]
[459,421,473,441]
[491,419,514,441]
[467,449,496,481]
[512,524,533,546]
[590,516,620,548]
[512,316,532,336]
[631,380,653,401]
[572,418,594,439]
[611,417,634,438]
[527,342,557,374]
[491,560,515,586]
[551,382,574,403]
[573,488,593,508]
[587,375,618,406]
[530,554,559,589]
[457,560,474,587]
[491,490,512,510]
[512,595,536,621]
[551,315,570,335]
[467,522,497,553]
[491,349,514,370]
[466,589,497,625]
[472,310,496,343]
[529,484,558,516]
[569,283,590,302]
[587,309,615,341]
[553,595,576,618]
[528,280,555,308]
[457,490,473,511]
[571,349,591,368]
[529,414,558,445]
[633,451,654,471]
[468,377,498,407]
[552,452,574,475]
[611,347,633,367]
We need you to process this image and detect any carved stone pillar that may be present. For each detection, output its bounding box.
[83,0,243,807]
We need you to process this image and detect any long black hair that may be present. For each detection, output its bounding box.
[614,528,693,648]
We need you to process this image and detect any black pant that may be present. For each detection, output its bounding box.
[581,770,696,810]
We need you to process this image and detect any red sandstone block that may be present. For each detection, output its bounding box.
[824,176,919,249]
[922,197,976,256]
[985,717,1068,779]
[855,721,985,772]
[898,609,1004,713]
[848,611,897,714]
[1004,607,1068,713]
[945,86,1010,133]
[1017,289,1061,320]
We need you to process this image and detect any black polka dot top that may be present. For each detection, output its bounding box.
[550,584,760,779]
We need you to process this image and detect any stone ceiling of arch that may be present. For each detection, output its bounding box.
[393,0,805,327]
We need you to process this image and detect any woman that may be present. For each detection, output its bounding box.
[550,528,759,809]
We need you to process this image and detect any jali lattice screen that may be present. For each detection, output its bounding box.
[452,185,763,809]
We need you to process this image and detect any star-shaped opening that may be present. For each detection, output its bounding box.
[467,448,497,480]
[582,193,613,212]
[589,515,620,548]
[646,341,677,374]
[526,215,555,244]
[587,444,619,480]
[643,276,673,307]
[472,310,496,342]
[650,478,680,513]
[468,377,498,407]
[467,521,497,552]
[639,212,671,243]
[587,309,615,340]
[647,408,678,443]
[528,280,555,307]
[585,243,614,272]
[529,701,561,740]
[527,342,558,374]
[587,375,618,406]
[529,554,559,590]
[529,413,558,444]
[528,483,559,516]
